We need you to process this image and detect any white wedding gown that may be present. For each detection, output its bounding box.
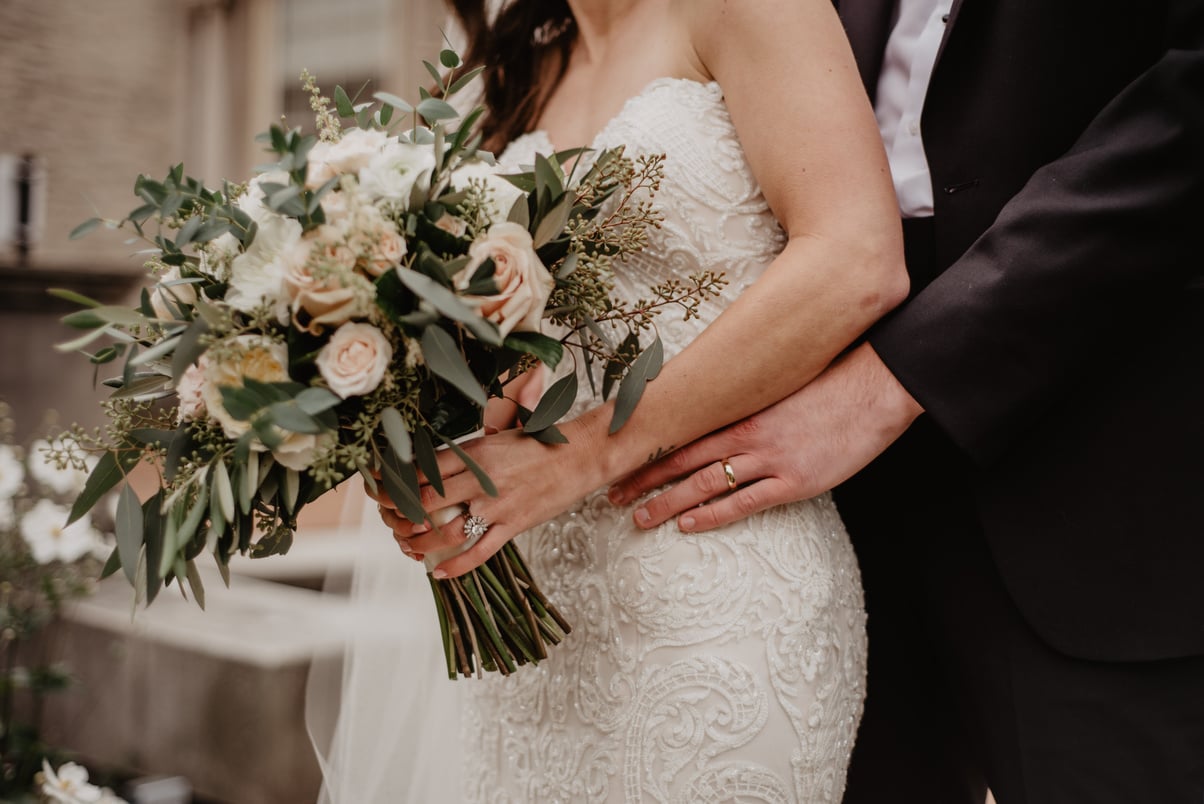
[457,78,869,804]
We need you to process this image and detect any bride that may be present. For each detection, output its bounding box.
[324,0,908,801]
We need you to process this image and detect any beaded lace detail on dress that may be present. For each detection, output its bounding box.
[461,78,867,804]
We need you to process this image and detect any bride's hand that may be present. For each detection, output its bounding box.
[392,413,608,578]
[372,369,547,557]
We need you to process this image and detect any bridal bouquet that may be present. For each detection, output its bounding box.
[54,52,723,679]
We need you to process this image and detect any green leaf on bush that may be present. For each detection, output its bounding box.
[422,326,487,407]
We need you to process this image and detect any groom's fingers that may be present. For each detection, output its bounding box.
[675,477,797,533]
[609,431,736,505]
[630,455,755,529]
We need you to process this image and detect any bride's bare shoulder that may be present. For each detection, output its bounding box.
[676,0,850,80]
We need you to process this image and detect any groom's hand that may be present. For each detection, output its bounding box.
[607,344,924,532]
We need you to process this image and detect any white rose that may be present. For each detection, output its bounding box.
[307,128,388,188]
[150,266,198,320]
[451,160,527,224]
[200,336,290,441]
[272,430,332,472]
[175,358,208,423]
[316,322,393,398]
[225,211,302,323]
[198,231,239,281]
[358,141,436,204]
[237,170,291,224]
[454,222,554,337]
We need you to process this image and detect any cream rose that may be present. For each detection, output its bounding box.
[453,222,554,337]
[150,266,198,320]
[175,358,208,423]
[307,128,388,188]
[281,236,373,334]
[200,336,290,441]
[272,430,332,471]
[316,322,393,398]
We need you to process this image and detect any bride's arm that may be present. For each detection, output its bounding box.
[397,0,906,575]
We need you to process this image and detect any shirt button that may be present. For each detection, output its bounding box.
[908,120,920,136]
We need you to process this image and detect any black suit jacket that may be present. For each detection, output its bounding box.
[837,0,1204,661]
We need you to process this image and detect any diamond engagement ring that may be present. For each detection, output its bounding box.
[463,514,490,540]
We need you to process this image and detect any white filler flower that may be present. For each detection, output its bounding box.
[20,498,102,564]
[0,444,24,501]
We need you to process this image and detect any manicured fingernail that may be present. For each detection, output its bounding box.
[413,523,430,534]
[680,515,696,531]
[607,487,624,504]
[411,553,424,562]
[634,507,651,525]
[432,569,448,579]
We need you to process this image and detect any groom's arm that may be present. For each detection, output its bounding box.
[874,40,1204,465]
[611,23,1204,529]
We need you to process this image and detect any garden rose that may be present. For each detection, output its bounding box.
[316,322,393,398]
[453,222,554,337]
[200,336,290,441]
[307,128,388,187]
[175,358,208,422]
[149,266,198,320]
[357,140,435,204]
[225,212,302,323]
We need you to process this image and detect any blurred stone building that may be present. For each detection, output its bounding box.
[0,0,445,435]
[1,2,445,801]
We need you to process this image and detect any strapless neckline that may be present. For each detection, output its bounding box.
[515,77,723,155]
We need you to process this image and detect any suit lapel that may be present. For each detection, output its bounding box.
[932,0,965,72]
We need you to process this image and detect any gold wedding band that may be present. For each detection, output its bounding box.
[721,459,738,491]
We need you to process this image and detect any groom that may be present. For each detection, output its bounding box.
[610,0,1204,801]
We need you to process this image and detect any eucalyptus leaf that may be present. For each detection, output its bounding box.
[47,288,103,309]
[128,334,182,367]
[69,217,104,240]
[528,423,568,444]
[214,460,235,523]
[185,560,206,610]
[422,326,488,407]
[523,373,577,433]
[111,374,172,401]
[533,193,573,249]
[434,432,498,497]
[609,335,664,434]
[142,492,164,604]
[416,97,459,123]
[115,483,143,586]
[447,66,485,97]
[503,332,564,369]
[68,448,140,525]
[439,49,460,69]
[334,85,355,117]
[267,401,322,434]
[397,268,501,345]
[412,426,444,497]
[381,406,414,463]
[375,91,414,114]
[379,447,427,524]
[171,318,210,380]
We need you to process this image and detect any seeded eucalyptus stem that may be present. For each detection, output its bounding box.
[428,543,570,680]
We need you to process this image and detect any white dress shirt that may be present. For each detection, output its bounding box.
[874,0,955,217]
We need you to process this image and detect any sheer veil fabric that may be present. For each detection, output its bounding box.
[305,493,464,804]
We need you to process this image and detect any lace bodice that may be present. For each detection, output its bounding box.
[462,78,866,804]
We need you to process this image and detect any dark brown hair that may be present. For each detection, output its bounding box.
[446,1,577,151]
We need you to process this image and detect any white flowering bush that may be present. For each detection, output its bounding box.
[0,403,113,799]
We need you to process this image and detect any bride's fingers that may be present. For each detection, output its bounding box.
[431,524,511,579]
[675,477,797,533]
[631,456,757,529]
[608,432,737,506]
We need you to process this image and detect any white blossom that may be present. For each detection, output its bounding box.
[20,498,104,564]
[225,211,302,323]
[27,439,94,497]
[357,141,435,205]
[0,444,23,500]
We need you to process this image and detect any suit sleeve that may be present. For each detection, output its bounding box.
[869,41,1204,465]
